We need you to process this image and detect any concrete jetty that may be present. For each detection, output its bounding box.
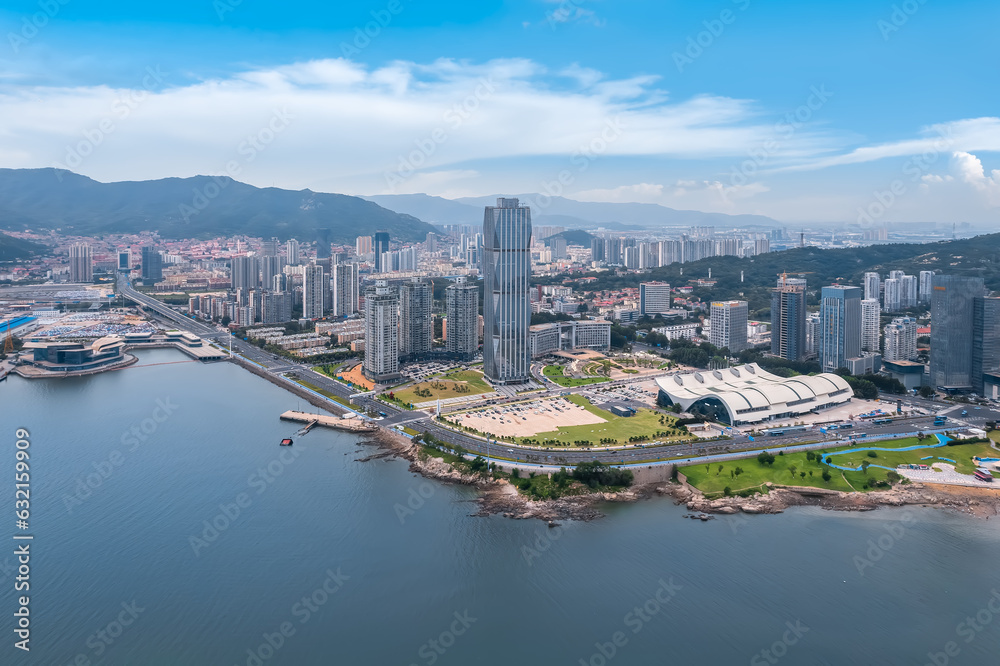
[280,410,378,433]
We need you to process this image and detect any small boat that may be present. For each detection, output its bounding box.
[280,438,293,446]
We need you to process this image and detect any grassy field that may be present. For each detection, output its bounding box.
[289,377,354,409]
[542,364,610,387]
[516,394,690,446]
[394,369,493,404]
[681,436,1000,496]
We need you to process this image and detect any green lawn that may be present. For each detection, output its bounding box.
[289,377,354,408]
[517,395,690,447]
[681,436,1000,496]
[394,369,493,404]
[542,364,610,387]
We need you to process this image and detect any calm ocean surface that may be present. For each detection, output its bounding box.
[1,348,998,665]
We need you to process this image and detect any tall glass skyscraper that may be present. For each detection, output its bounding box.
[771,284,806,361]
[819,285,862,372]
[483,198,531,385]
[930,275,985,390]
[372,231,390,272]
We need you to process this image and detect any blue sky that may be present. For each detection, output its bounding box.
[1,0,998,224]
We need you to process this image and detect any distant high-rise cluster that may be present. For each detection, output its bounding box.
[590,231,770,269]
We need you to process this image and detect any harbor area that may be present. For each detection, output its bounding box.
[279,410,378,434]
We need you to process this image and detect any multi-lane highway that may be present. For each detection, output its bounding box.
[117,275,991,466]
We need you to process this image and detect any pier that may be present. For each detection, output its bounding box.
[279,410,378,434]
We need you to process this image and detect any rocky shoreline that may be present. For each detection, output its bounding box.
[363,428,1000,522]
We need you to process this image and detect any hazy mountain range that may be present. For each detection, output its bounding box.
[0,169,433,243]
[363,193,783,230]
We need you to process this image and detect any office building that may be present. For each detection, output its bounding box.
[639,282,672,317]
[709,300,748,353]
[68,243,93,283]
[529,320,612,358]
[819,285,862,373]
[399,278,433,360]
[930,275,985,391]
[483,198,532,385]
[972,296,1000,395]
[363,280,401,382]
[445,276,479,360]
[117,250,131,272]
[861,299,881,353]
[286,239,300,265]
[303,263,326,319]
[331,263,359,317]
[864,272,880,302]
[372,232,390,272]
[883,317,917,362]
[771,284,806,361]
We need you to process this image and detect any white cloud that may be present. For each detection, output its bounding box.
[951,151,1000,205]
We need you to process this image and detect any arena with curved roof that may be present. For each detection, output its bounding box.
[654,363,853,426]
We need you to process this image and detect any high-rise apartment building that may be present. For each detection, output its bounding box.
[262,237,280,257]
[900,275,918,308]
[483,198,532,385]
[303,263,326,319]
[399,278,433,360]
[331,263,359,317]
[639,282,671,317]
[861,298,881,353]
[805,313,821,357]
[883,317,917,362]
[68,243,93,283]
[356,235,373,258]
[819,285,862,372]
[231,256,259,291]
[771,284,806,361]
[930,275,985,390]
[709,300,748,353]
[864,272,881,302]
[286,239,300,265]
[882,278,901,312]
[919,271,934,303]
[363,280,400,382]
[445,277,479,360]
